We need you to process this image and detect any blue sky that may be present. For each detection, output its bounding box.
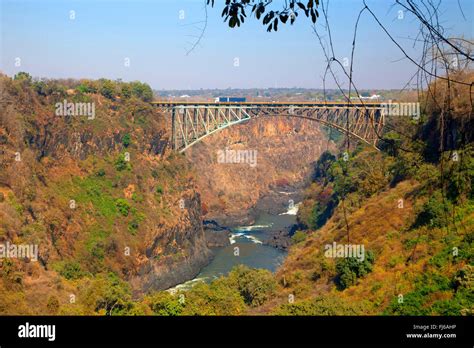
[1,0,472,89]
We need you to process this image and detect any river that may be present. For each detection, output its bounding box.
[169,202,299,292]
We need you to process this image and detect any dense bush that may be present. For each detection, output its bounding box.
[13,71,32,83]
[312,150,336,184]
[276,296,366,315]
[155,185,164,195]
[311,195,337,229]
[297,183,337,230]
[121,84,132,99]
[227,265,277,307]
[445,148,474,201]
[412,191,451,229]
[291,230,307,244]
[93,273,133,315]
[130,81,153,102]
[100,80,116,100]
[180,280,246,315]
[115,199,131,217]
[55,261,87,280]
[122,133,131,148]
[335,251,375,290]
[115,153,132,171]
[384,272,457,315]
[145,292,184,316]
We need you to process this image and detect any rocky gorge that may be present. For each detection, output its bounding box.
[186,116,336,254]
[0,75,335,314]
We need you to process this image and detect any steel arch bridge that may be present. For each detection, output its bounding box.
[151,101,385,153]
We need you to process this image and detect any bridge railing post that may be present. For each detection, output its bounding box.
[171,107,176,151]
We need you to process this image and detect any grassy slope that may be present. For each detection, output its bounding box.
[263,172,473,315]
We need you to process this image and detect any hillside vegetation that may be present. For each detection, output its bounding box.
[0,73,212,314]
[0,71,472,316]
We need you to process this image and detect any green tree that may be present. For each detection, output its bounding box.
[14,72,32,83]
[100,80,115,100]
[56,261,87,280]
[130,81,153,102]
[145,292,184,316]
[182,280,246,315]
[121,84,132,99]
[412,191,451,229]
[122,133,131,147]
[335,251,375,290]
[312,150,336,184]
[94,273,133,315]
[32,80,48,96]
[76,84,93,94]
[227,265,277,307]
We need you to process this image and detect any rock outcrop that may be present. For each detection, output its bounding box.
[203,220,232,248]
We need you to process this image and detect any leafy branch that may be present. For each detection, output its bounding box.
[206,0,320,32]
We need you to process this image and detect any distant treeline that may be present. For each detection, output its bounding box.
[13,72,153,102]
[155,87,417,102]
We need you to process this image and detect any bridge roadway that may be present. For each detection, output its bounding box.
[151,101,384,107]
[151,101,385,152]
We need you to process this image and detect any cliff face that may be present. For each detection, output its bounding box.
[0,75,211,311]
[130,188,212,293]
[186,116,336,225]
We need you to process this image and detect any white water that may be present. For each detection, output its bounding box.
[229,232,263,244]
[233,224,273,232]
[167,276,209,293]
[278,202,301,216]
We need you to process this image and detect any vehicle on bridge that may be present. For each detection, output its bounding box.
[214,96,246,103]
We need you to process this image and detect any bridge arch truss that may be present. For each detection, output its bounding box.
[153,103,385,152]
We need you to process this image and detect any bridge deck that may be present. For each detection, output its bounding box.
[152,101,384,107]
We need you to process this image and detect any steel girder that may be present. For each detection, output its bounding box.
[159,104,384,152]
